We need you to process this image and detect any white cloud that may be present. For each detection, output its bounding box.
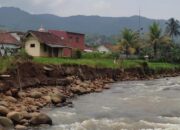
[92,1,111,11]
[0,0,179,19]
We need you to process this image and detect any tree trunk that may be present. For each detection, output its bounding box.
[153,43,157,59]
[126,45,128,58]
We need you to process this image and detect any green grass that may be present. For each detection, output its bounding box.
[0,57,15,73]
[33,57,180,70]
[0,56,179,74]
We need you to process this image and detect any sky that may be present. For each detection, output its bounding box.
[0,0,179,20]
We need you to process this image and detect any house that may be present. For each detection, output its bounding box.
[9,31,25,42]
[49,30,85,57]
[84,45,94,53]
[0,32,21,56]
[24,30,72,57]
[97,44,112,53]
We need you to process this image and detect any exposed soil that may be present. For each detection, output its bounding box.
[0,62,180,92]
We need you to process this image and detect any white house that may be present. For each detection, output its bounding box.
[0,32,21,56]
[97,45,111,53]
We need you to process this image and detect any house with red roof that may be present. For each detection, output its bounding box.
[24,30,72,57]
[49,30,85,57]
[0,32,21,56]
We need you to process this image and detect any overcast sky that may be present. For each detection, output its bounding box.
[0,0,179,19]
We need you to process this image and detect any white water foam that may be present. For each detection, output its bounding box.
[49,118,180,130]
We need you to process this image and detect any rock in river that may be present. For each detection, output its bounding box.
[7,112,23,123]
[0,106,9,116]
[15,124,27,130]
[30,113,52,126]
[0,116,14,128]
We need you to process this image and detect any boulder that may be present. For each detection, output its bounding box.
[30,113,52,126]
[80,83,89,88]
[7,112,23,123]
[50,94,66,105]
[0,117,14,128]
[0,101,8,107]
[42,96,52,104]
[5,96,18,103]
[103,85,111,89]
[0,106,9,116]
[66,76,74,82]
[18,92,27,98]
[15,125,27,130]
[94,88,103,93]
[71,86,87,95]
[21,112,32,120]
[75,80,82,85]
[19,119,28,125]
[5,90,12,96]
[11,89,19,97]
[30,92,42,99]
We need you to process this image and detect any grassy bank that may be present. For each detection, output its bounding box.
[33,57,180,70]
[0,56,180,73]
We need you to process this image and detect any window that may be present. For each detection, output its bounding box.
[76,37,79,43]
[69,36,73,43]
[30,44,35,48]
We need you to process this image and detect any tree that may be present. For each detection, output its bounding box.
[120,28,139,57]
[149,22,171,58]
[166,18,180,41]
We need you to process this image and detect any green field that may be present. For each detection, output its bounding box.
[33,57,180,70]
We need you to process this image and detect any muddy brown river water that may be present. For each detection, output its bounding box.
[32,77,180,130]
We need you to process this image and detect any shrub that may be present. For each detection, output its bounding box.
[74,49,82,59]
[14,49,33,62]
[82,52,120,59]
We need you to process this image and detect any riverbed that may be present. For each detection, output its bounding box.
[34,77,180,130]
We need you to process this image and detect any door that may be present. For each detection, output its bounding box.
[53,48,59,57]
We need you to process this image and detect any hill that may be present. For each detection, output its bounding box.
[0,7,167,36]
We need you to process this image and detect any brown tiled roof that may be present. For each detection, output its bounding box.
[28,31,67,47]
[0,32,19,45]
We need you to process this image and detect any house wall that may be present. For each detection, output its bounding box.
[25,35,70,58]
[66,33,85,51]
[25,37,41,57]
[97,46,111,53]
[40,44,64,57]
[49,31,85,57]
[40,44,49,57]
[0,44,19,56]
[63,48,72,57]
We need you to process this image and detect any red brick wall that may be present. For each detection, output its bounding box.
[66,33,85,50]
[63,48,72,57]
[49,30,85,57]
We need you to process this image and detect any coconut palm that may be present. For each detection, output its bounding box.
[149,22,171,58]
[166,18,180,41]
[120,28,139,57]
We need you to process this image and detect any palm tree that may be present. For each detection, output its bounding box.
[120,28,139,57]
[149,22,171,58]
[166,18,180,41]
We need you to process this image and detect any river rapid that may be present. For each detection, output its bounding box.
[34,77,180,130]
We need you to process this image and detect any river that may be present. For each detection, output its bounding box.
[33,77,180,130]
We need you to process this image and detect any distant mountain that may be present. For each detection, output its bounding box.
[0,7,167,35]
